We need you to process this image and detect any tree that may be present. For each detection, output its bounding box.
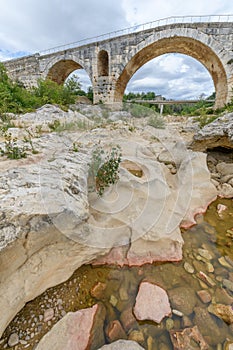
[65,74,85,96]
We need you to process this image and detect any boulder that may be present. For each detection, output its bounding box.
[191,112,233,152]
[133,282,171,323]
[36,304,106,350]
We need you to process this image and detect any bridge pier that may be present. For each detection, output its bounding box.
[93,77,115,104]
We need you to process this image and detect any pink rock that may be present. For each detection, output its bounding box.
[92,238,182,267]
[43,308,54,322]
[92,246,128,267]
[217,203,227,216]
[126,239,182,265]
[36,303,106,350]
[105,320,127,342]
[133,282,171,323]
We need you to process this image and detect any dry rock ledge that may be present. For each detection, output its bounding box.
[0,105,218,336]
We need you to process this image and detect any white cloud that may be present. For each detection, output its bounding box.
[122,0,233,26]
[126,54,215,99]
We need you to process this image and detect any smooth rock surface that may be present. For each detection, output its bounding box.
[133,282,171,323]
[36,304,106,350]
[168,286,198,315]
[0,105,217,337]
[193,306,229,345]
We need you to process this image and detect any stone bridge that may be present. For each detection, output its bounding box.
[3,15,233,108]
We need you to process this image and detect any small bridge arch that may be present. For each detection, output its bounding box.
[42,55,92,86]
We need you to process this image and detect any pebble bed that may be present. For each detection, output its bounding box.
[0,198,233,350]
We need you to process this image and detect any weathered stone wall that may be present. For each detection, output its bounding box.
[3,22,233,107]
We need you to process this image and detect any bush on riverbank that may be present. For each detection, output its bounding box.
[0,63,85,115]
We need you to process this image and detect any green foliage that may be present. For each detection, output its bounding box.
[123,91,156,101]
[147,114,165,129]
[48,119,91,132]
[89,145,122,196]
[23,129,39,154]
[48,119,61,131]
[34,79,76,107]
[125,103,154,118]
[0,132,27,159]
[0,63,93,114]
[195,115,218,128]
[65,74,86,97]
[72,142,81,152]
[0,116,15,134]
[86,86,93,102]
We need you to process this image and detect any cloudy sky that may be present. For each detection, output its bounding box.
[0,0,233,99]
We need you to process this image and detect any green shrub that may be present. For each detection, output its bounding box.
[147,114,165,129]
[0,132,27,159]
[195,115,218,128]
[127,104,154,118]
[89,145,122,196]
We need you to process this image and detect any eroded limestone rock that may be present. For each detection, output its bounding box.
[0,105,217,338]
[191,112,233,152]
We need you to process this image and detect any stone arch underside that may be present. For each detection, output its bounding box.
[98,50,109,76]
[47,59,86,85]
[114,36,228,108]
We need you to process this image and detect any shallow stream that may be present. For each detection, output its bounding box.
[1,198,233,350]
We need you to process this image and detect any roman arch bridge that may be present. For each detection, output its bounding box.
[3,15,233,108]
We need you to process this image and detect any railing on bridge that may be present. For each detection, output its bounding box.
[2,14,233,62]
[39,14,233,56]
[131,99,215,105]
[130,98,215,114]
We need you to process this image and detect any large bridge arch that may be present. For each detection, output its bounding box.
[42,55,92,86]
[114,36,228,108]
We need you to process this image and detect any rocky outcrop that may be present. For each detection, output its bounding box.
[191,112,233,152]
[190,112,233,198]
[0,105,217,337]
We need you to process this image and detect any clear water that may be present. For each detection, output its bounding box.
[1,198,233,350]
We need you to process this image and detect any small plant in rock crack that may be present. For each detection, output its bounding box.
[89,145,122,196]
[23,129,39,154]
[0,132,27,159]
[71,141,81,152]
